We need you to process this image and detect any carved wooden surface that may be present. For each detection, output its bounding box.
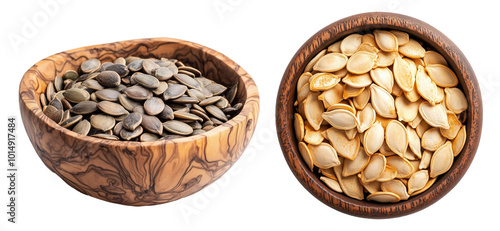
[19,38,259,206]
[276,12,482,218]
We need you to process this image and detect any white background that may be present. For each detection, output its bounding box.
[1,0,498,230]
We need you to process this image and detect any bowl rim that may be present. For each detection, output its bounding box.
[19,37,260,148]
[276,12,482,218]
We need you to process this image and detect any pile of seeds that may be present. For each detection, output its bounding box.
[41,56,241,141]
[294,30,468,203]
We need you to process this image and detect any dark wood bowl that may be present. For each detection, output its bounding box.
[19,38,259,206]
[276,12,482,218]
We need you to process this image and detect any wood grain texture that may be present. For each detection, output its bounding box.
[276,12,482,218]
[19,38,259,206]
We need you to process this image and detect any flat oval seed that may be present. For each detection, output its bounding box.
[390,30,409,46]
[342,73,372,88]
[96,71,121,88]
[313,53,348,72]
[309,73,340,91]
[140,133,159,142]
[118,94,141,111]
[142,59,160,75]
[60,115,83,128]
[163,120,193,135]
[419,101,449,129]
[381,180,409,200]
[163,84,187,100]
[416,66,440,104]
[426,64,459,87]
[298,142,314,171]
[445,87,468,114]
[43,105,63,123]
[430,141,454,178]
[370,84,397,118]
[324,127,360,160]
[364,121,384,155]
[70,101,98,114]
[386,156,414,178]
[308,143,341,169]
[81,59,101,73]
[367,192,400,203]
[318,84,344,108]
[155,67,174,80]
[374,30,398,52]
[303,92,324,130]
[320,176,343,193]
[376,166,398,182]
[322,109,358,130]
[421,127,447,151]
[408,170,429,195]
[174,73,201,89]
[98,101,129,116]
[424,51,448,66]
[303,122,324,145]
[361,153,386,183]
[395,96,420,122]
[63,88,90,103]
[95,89,120,101]
[158,105,175,120]
[333,165,364,200]
[398,39,425,58]
[357,103,376,133]
[124,85,153,100]
[407,126,422,158]
[343,148,370,177]
[385,120,408,157]
[132,73,160,89]
[206,105,228,122]
[452,125,466,156]
[141,114,163,135]
[346,51,377,74]
[393,56,415,92]
[105,64,129,77]
[122,112,143,130]
[82,79,104,90]
[143,97,165,115]
[90,114,115,131]
[120,126,143,141]
[72,119,91,136]
[173,111,203,121]
[370,67,394,92]
[340,33,363,56]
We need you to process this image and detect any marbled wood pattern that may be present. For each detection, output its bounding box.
[276,12,482,218]
[19,38,259,205]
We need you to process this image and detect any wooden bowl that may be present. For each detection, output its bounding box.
[276,12,482,218]
[19,38,259,206]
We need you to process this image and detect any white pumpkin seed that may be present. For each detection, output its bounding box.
[419,150,433,170]
[367,191,400,203]
[343,148,370,177]
[376,165,397,182]
[415,66,440,104]
[298,142,314,171]
[421,127,447,151]
[452,125,466,156]
[370,67,394,93]
[341,34,363,56]
[444,87,468,114]
[419,101,449,129]
[294,113,305,141]
[430,141,454,178]
[308,143,341,169]
[370,84,397,118]
[320,176,343,193]
[363,121,384,155]
[385,120,408,157]
[393,56,415,92]
[398,39,425,58]
[374,30,398,52]
[313,53,348,72]
[426,64,458,87]
[322,109,358,130]
[361,153,386,183]
[324,127,360,160]
[406,126,422,158]
[357,103,376,133]
[309,73,341,91]
[303,92,324,130]
[334,164,364,200]
[386,156,414,178]
[346,51,377,74]
[381,179,409,200]
[395,96,420,122]
[424,51,448,66]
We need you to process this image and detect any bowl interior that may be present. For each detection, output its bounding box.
[278,12,482,218]
[25,38,249,141]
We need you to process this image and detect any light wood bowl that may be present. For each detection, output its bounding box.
[276,12,482,218]
[19,38,259,206]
